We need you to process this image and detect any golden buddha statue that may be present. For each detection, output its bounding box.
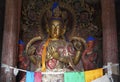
[25,17,85,81]
[27,17,84,70]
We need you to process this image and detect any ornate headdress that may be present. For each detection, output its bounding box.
[45,2,67,24]
[86,36,95,43]
[51,2,59,16]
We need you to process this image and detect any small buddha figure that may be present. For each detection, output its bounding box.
[51,2,62,18]
[82,36,97,71]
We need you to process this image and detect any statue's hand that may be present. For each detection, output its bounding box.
[27,46,36,56]
[52,52,60,59]
[50,47,60,59]
[26,46,37,64]
[73,41,83,51]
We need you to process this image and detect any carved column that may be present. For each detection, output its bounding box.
[101,0,119,74]
[1,0,21,81]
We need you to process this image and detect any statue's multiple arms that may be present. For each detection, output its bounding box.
[73,50,81,65]
[51,40,84,65]
[27,46,37,65]
[26,37,85,68]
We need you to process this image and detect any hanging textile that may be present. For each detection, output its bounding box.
[64,72,85,82]
[85,68,103,82]
[92,74,111,82]
[41,39,50,72]
[26,71,34,82]
[34,72,42,82]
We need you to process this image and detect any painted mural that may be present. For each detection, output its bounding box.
[20,0,102,42]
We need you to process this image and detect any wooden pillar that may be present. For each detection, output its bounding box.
[18,0,22,38]
[101,0,119,74]
[0,0,22,81]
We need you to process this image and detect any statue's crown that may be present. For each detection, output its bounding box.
[45,2,67,24]
[51,2,62,18]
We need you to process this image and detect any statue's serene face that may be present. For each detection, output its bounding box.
[49,19,63,39]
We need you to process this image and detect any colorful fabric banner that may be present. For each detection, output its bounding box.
[64,72,85,82]
[85,68,103,82]
[41,39,50,72]
[26,71,34,82]
[91,74,111,82]
[34,72,42,82]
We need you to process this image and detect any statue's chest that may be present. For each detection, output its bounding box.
[47,40,68,56]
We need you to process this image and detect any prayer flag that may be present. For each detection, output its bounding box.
[34,72,42,82]
[85,68,103,82]
[92,74,111,82]
[26,71,34,82]
[64,72,85,82]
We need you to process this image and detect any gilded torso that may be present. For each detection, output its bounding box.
[36,39,75,70]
